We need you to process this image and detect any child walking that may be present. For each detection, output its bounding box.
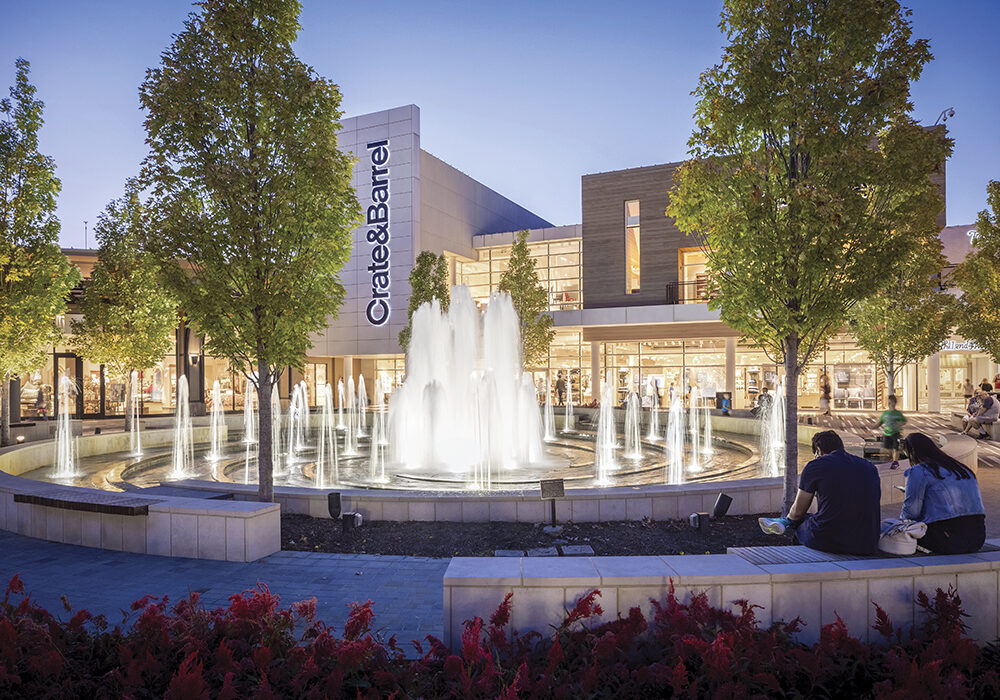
[877,394,906,469]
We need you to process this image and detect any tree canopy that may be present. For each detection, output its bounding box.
[953,181,1000,363]
[849,233,953,395]
[139,0,361,501]
[0,59,80,445]
[666,0,951,508]
[399,251,449,352]
[498,230,554,367]
[71,182,176,429]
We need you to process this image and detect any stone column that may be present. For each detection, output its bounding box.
[344,355,354,384]
[590,341,600,403]
[725,337,736,397]
[927,352,941,413]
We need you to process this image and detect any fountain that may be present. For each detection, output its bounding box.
[169,375,193,480]
[243,379,257,444]
[688,386,702,472]
[543,377,556,441]
[316,382,338,487]
[207,379,224,462]
[665,390,685,485]
[342,375,359,457]
[760,382,786,477]
[623,391,643,459]
[701,396,714,456]
[356,375,368,438]
[270,386,284,476]
[562,375,575,433]
[374,375,390,446]
[594,371,618,484]
[389,287,543,476]
[129,370,142,457]
[285,381,310,463]
[369,408,387,483]
[53,375,78,478]
[646,378,661,442]
[336,378,346,430]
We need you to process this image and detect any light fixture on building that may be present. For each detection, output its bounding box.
[15,435,25,444]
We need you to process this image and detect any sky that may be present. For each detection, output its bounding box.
[2,0,998,249]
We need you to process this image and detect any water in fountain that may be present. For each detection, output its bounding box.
[170,375,193,480]
[760,382,786,477]
[594,371,618,484]
[701,396,714,456]
[243,379,257,444]
[369,408,388,483]
[129,370,142,457]
[665,390,685,485]
[542,377,556,441]
[336,378,346,430]
[356,375,368,438]
[285,381,310,464]
[316,382,338,487]
[389,286,543,476]
[562,376,575,433]
[623,391,643,459]
[688,386,702,472]
[374,375,389,446]
[342,376,359,457]
[646,379,661,442]
[53,375,78,478]
[208,379,224,462]
[270,386,284,476]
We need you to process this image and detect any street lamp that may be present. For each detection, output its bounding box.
[934,107,955,126]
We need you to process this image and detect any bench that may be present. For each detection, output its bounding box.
[13,488,159,517]
[728,543,1000,566]
[951,411,1000,440]
[443,540,1000,649]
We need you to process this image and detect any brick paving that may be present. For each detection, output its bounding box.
[0,530,448,646]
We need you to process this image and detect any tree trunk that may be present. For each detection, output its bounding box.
[783,334,800,514]
[886,352,896,398]
[124,371,134,434]
[0,373,10,448]
[257,361,274,503]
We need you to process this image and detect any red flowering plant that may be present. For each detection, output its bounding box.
[2,574,1000,698]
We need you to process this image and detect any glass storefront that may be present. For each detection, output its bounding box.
[456,238,583,311]
[528,328,590,405]
[602,339,724,409]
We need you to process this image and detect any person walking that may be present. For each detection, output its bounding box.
[876,395,906,468]
[554,372,566,407]
[900,432,986,554]
[963,377,975,401]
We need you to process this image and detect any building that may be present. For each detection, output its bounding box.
[10,105,994,421]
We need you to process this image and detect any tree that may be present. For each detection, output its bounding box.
[498,230,554,367]
[953,181,1000,362]
[398,251,448,351]
[666,0,952,509]
[71,182,176,432]
[0,59,81,446]
[139,0,361,502]
[849,235,953,397]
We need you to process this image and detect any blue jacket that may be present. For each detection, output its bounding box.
[901,463,986,524]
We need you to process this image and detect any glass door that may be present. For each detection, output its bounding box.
[53,354,83,418]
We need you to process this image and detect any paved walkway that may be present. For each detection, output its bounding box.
[0,530,448,646]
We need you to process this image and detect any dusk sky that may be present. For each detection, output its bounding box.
[2,0,997,249]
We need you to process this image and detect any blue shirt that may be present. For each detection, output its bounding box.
[901,463,985,524]
[799,450,881,554]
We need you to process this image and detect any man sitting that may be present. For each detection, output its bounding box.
[964,389,999,440]
[759,430,881,555]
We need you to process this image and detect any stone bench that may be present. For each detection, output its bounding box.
[728,543,1000,566]
[442,540,1000,650]
[951,411,1000,440]
[13,488,158,517]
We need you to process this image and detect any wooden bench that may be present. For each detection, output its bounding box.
[12,488,159,517]
[728,543,1000,566]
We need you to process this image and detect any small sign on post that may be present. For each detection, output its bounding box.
[540,479,565,525]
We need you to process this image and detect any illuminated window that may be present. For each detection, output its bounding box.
[679,248,711,302]
[625,200,640,293]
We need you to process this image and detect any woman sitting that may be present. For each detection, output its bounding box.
[900,432,986,554]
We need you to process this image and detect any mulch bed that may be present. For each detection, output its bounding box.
[281,512,784,558]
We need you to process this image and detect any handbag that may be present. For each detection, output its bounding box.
[878,518,928,556]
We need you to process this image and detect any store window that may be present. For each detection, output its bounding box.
[602,339,724,409]
[303,362,328,406]
[526,329,590,405]
[375,356,406,393]
[679,248,711,302]
[625,200,640,294]
[455,239,582,311]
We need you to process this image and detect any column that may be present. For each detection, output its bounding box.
[901,363,916,412]
[927,352,941,413]
[725,337,736,397]
[344,355,354,383]
[590,341,600,403]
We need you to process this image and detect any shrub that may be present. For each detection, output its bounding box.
[1,574,999,698]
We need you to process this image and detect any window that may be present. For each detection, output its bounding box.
[625,200,640,293]
[679,248,711,302]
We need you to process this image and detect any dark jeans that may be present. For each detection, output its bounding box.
[919,515,986,554]
[792,515,877,555]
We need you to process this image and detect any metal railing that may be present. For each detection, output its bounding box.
[665,280,716,305]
